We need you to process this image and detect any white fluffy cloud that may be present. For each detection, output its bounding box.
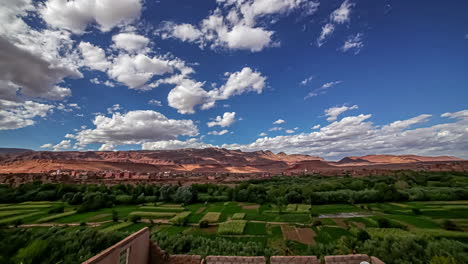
[317,0,354,47]
[162,0,318,52]
[78,39,194,90]
[208,129,229,135]
[325,105,358,122]
[71,110,199,147]
[221,109,468,159]
[259,132,267,136]
[166,67,266,114]
[273,119,285,125]
[222,25,273,52]
[41,140,72,151]
[330,0,354,24]
[0,36,79,102]
[142,138,213,150]
[285,129,295,134]
[39,0,143,33]
[341,33,364,54]
[112,32,149,53]
[79,42,111,71]
[207,112,237,127]
[0,100,54,130]
[170,23,202,42]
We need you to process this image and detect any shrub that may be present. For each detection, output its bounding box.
[377,218,391,228]
[313,220,322,226]
[112,209,118,222]
[129,215,141,223]
[442,220,460,231]
[412,208,422,215]
[48,205,65,214]
[199,220,209,228]
[357,229,370,242]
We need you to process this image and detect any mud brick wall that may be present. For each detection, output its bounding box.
[270,256,320,264]
[205,256,266,264]
[167,255,202,264]
[324,254,371,264]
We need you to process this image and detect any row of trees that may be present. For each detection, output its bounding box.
[0,172,466,210]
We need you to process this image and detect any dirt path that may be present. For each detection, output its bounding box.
[13,220,112,228]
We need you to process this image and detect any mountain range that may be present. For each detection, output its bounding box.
[0,148,464,174]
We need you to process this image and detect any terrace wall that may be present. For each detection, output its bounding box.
[82,227,385,264]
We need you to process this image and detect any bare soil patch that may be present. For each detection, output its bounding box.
[242,204,260,210]
[281,225,316,245]
[333,218,348,228]
[88,213,110,221]
[196,207,206,214]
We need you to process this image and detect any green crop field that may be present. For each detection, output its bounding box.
[129,211,176,219]
[200,212,221,223]
[36,211,77,223]
[218,220,247,235]
[231,213,245,220]
[1,172,468,263]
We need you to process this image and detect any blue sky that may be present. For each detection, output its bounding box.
[0,0,467,159]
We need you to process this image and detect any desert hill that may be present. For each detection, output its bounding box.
[336,154,463,166]
[0,148,464,174]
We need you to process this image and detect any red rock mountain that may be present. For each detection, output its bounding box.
[0,148,464,174]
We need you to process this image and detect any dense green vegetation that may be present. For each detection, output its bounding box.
[0,227,124,264]
[0,171,467,263]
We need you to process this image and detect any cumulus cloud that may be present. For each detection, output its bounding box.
[165,67,266,114]
[0,36,80,102]
[273,119,285,125]
[207,112,237,127]
[169,23,202,42]
[341,33,364,54]
[142,138,213,150]
[325,104,358,122]
[317,0,354,47]
[0,100,55,130]
[107,104,122,114]
[220,109,468,159]
[208,129,229,135]
[285,129,295,134]
[162,0,318,52]
[40,140,71,151]
[312,124,321,129]
[70,110,199,147]
[259,132,267,136]
[305,81,342,99]
[112,32,149,53]
[39,0,143,33]
[79,42,111,71]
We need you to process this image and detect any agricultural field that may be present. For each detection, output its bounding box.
[1,198,467,259]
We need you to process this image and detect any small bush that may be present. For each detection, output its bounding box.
[129,215,141,223]
[48,205,65,214]
[199,220,209,228]
[377,218,391,228]
[412,208,422,215]
[442,220,460,231]
[357,229,370,242]
[313,220,322,226]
